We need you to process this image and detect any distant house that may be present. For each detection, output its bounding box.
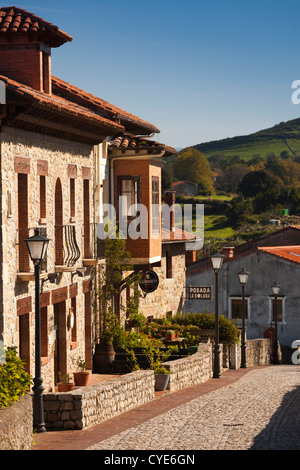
[171,181,198,196]
[185,237,300,352]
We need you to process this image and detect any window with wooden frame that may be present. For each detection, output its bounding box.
[18,173,29,272]
[70,178,75,220]
[117,176,141,223]
[270,297,284,323]
[71,296,77,343]
[230,297,249,320]
[39,175,46,221]
[41,306,48,358]
[166,250,173,278]
[152,176,160,235]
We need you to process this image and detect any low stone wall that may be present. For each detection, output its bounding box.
[246,338,272,366]
[0,394,33,450]
[230,338,271,369]
[43,370,154,430]
[164,343,213,392]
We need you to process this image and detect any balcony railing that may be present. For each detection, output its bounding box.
[55,224,80,268]
[17,226,48,274]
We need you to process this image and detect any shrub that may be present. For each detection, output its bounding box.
[172,313,239,345]
[0,347,32,409]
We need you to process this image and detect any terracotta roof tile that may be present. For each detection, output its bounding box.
[52,76,160,135]
[109,134,177,156]
[162,226,198,243]
[0,7,73,47]
[0,74,123,134]
[258,246,300,264]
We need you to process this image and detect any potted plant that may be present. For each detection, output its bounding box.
[57,373,75,392]
[154,365,171,391]
[73,356,91,387]
[166,330,176,340]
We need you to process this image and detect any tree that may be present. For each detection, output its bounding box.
[174,148,215,194]
[216,163,249,193]
[226,194,254,227]
[95,222,140,347]
[238,170,282,199]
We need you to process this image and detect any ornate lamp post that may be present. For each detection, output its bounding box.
[211,253,224,378]
[271,282,280,365]
[25,228,50,433]
[238,267,249,368]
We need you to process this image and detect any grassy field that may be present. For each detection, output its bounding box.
[203,139,294,161]
[203,214,236,240]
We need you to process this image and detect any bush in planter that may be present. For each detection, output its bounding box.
[73,356,90,387]
[0,347,32,408]
[172,312,239,345]
[123,332,177,373]
[57,373,75,392]
[154,365,171,391]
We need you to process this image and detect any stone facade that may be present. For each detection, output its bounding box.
[137,242,186,319]
[185,249,300,348]
[0,394,33,450]
[1,125,96,391]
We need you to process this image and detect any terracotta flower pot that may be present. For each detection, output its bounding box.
[166,333,176,340]
[74,370,91,387]
[57,382,75,392]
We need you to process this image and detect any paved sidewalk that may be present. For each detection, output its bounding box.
[33,365,300,451]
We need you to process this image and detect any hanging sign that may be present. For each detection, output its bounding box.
[189,286,212,300]
[139,270,159,294]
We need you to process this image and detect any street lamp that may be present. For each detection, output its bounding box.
[211,253,224,378]
[238,267,249,368]
[25,228,50,433]
[271,282,280,365]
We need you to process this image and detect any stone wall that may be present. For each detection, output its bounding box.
[0,394,33,450]
[230,338,271,369]
[245,338,272,366]
[42,338,271,432]
[43,370,154,430]
[1,125,95,391]
[138,243,186,319]
[164,343,213,392]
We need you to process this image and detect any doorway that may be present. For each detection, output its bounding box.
[53,301,67,384]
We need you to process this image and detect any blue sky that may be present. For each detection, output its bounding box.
[3,0,300,148]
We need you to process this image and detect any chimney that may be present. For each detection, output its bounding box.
[221,247,235,259]
[0,40,52,94]
[185,250,196,266]
[0,7,73,94]
[164,191,176,232]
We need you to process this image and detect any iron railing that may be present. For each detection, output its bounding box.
[55,225,80,267]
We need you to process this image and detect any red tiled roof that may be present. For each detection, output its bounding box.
[52,76,160,135]
[258,246,300,265]
[0,7,73,47]
[162,226,198,243]
[0,74,123,141]
[109,135,177,157]
[171,181,197,187]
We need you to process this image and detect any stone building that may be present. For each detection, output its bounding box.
[185,243,300,350]
[171,180,198,196]
[98,138,199,321]
[0,6,195,390]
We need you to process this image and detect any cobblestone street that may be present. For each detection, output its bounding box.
[34,365,300,451]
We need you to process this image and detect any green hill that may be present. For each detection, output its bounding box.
[191,118,300,162]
